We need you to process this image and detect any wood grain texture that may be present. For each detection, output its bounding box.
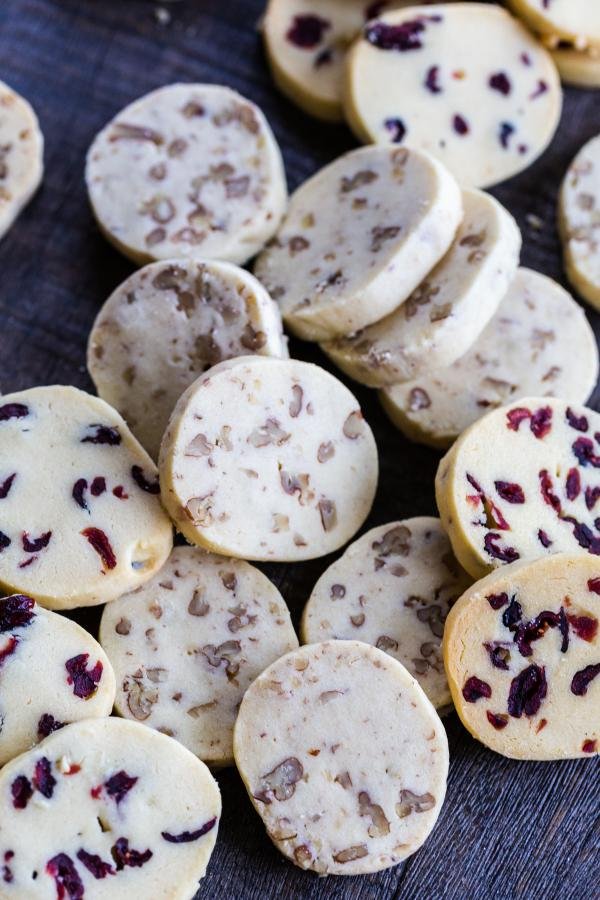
[0,1,599,898]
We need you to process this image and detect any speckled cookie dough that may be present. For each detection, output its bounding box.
[233,640,448,875]
[444,554,600,760]
[559,134,600,309]
[550,44,600,89]
[0,595,115,767]
[100,546,298,767]
[301,518,471,709]
[87,259,288,459]
[158,357,378,561]
[0,718,221,899]
[436,397,600,580]
[0,80,43,240]
[0,386,173,610]
[507,0,600,48]
[85,83,287,266]
[254,145,462,340]
[321,189,521,387]
[344,3,562,189]
[381,268,599,448]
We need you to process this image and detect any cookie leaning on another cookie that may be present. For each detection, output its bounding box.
[559,134,600,309]
[0,80,43,240]
[550,44,600,89]
[507,0,600,48]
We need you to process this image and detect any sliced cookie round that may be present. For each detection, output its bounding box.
[85,83,287,266]
[87,259,288,460]
[550,43,600,88]
[159,357,378,561]
[436,397,600,580]
[444,554,600,760]
[0,718,220,898]
[382,268,599,447]
[507,0,600,48]
[322,189,521,387]
[344,3,562,189]
[100,546,298,767]
[301,518,471,709]
[0,386,173,609]
[233,640,448,875]
[559,134,600,308]
[0,80,43,240]
[0,594,115,767]
[254,145,462,340]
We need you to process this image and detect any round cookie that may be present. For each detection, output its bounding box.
[444,554,600,760]
[87,259,288,459]
[159,357,378,561]
[507,0,600,47]
[0,718,220,898]
[254,144,462,340]
[233,640,448,875]
[550,43,600,88]
[436,397,600,580]
[0,386,173,609]
[381,268,599,448]
[344,4,562,189]
[0,80,43,240]
[100,546,298,767]
[85,83,287,266]
[321,189,521,387]
[301,518,472,709]
[0,594,115,767]
[559,134,600,309]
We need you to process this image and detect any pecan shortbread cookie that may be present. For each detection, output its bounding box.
[507,0,600,48]
[344,4,562,188]
[382,268,599,447]
[444,554,600,760]
[322,189,521,387]
[550,44,600,89]
[0,718,221,898]
[301,518,471,709]
[559,134,600,308]
[0,80,43,240]
[100,546,298,767]
[233,640,448,875]
[254,145,462,340]
[88,259,288,459]
[159,357,378,560]
[0,595,115,766]
[436,397,600,580]
[0,386,173,609]
[85,84,287,266]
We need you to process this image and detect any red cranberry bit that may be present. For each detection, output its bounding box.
[484,642,510,670]
[131,465,160,494]
[65,654,103,699]
[572,437,600,468]
[365,19,426,51]
[489,72,511,95]
[2,852,13,884]
[38,713,65,738]
[81,424,121,445]
[487,592,508,610]
[0,530,11,552]
[462,676,492,702]
[499,122,514,148]
[161,816,217,843]
[105,770,138,804]
[506,407,530,431]
[453,114,469,135]
[486,711,509,730]
[81,527,117,570]
[76,848,114,879]
[286,14,330,49]
[0,636,19,669]
[484,533,519,563]
[110,838,153,870]
[0,473,16,499]
[22,530,52,553]
[90,476,106,497]
[513,609,565,657]
[424,65,441,93]
[0,403,29,421]
[0,594,35,632]
[508,664,547,717]
[113,485,129,500]
[568,614,598,642]
[566,407,589,432]
[502,596,523,630]
[72,479,88,511]
[582,739,597,753]
[46,853,84,900]
[588,577,600,595]
[11,774,32,809]
[571,663,600,696]
[538,529,553,548]
[530,406,552,439]
[585,487,600,510]
[562,516,600,554]
[566,468,581,501]
[494,481,525,504]
[529,79,548,99]
[384,117,406,143]
[539,469,561,513]
[33,757,56,798]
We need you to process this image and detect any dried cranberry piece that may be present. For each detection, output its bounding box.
[502,596,523,629]
[566,468,581,501]
[22,530,52,553]
[11,774,33,809]
[286,14,330,48]
[462,676,491,702]
[494,481,525,504]
[0,531,12,552]
[81,527,117,569]
[384,117,406,143]
[484,533,519,563]
[81,424,121,445]
[582,739,597,753]
[46,853,84,899]
[0,594,35,632]
[572,437,600,468]
[453,114,469,135]
[487,592,508,610]
[65,654,103,699]
[131,465,160,494]
[105,770,138,804]
[110,838,153,870]
[484,642,510,670]
[161,816,217,843]
[33,757,56,798]
[508,665,547,717]
[0,473,16,499]
[0,403,29,421]
[568,614,598,642]
[588,577,600,595]
[486,711,509,730]
[539,469,561,513]
[562,517,600,554]
[90,476,106,496]
[538,529,552,548]
[0,636,19,669]
[499,122,515,149]
[38,713,65,739]
[365,19,425,51]
[530,406,552,438]
[513,610,563,657]
[113,485,128,500]
[571,663,600,696]
[559,607,569,653]
[566,407,588,432]
[585,486,600,510]
[72,479,88,510]
[76,849,114,879]
[529,79,548,99]
[489,72,511,95]
[424,65,441,93]
[507,407,532,431]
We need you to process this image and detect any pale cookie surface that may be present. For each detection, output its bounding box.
[559,134,600,308]
[344,4,562,189]
[0,595,115,767]
[87,259,288,459]
[254,145,461,340]
[0,718,221,899]
[507,0,600,47]
[301,518,471,709]
[436,397,600,580]
[159,357,378,561]
[0,81,43,240]
[85,83,287,266]
[0,386,173,610]
[551,44,600,89]
[322,189,521,387]
[444,554,600,760]
[382,268,599,448]
[233,640,448,875]
[100,546,298,766]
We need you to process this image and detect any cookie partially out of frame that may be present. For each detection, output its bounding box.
[0,80,43,240]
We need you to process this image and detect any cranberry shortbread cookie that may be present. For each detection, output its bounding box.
[507,0,600,48]
[550,44,600,89]
[0,80,43,240]
[559,134,600,308]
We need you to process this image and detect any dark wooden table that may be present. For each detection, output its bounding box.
[0,2,599,898]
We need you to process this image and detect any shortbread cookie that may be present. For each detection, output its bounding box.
[301,518,471,709]
[234,640,448,875]
[0,595,115,766]
[444,554,600,760]
[254,145,461,340]
[0,718,220,899]
[322,189,521,387]
[507,0,600,48]
[0,81,43,240]
[88,259,288,459]
[551,44,600,88]
[86,84,287,266]
[436,397,600,580]
[100,546,298,767]
[382,268,599,448]
[0,386,173,609]
[159,357,378,561]
[559,135,600,308]
[344,4,562,189]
